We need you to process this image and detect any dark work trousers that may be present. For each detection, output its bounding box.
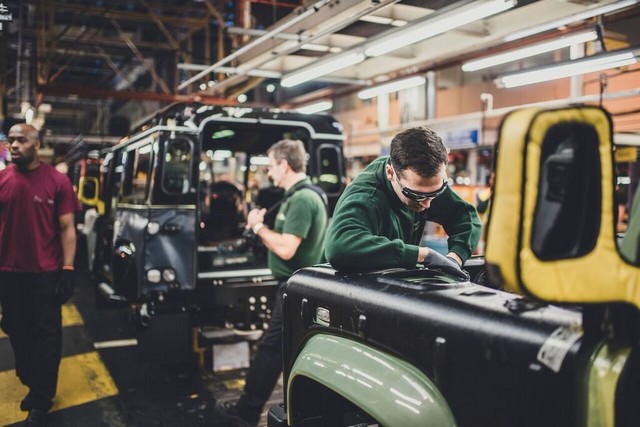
[237,280,286,419]
[0,272,62,412]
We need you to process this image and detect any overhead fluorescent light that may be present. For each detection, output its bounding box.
[281,52,365,88]
[296,100,333,114]
[358,76,426,99]
[364,0,516,57]
[360,15,394,25]
[301,43,331,52]
[299,43,343,54]
[245,69,282,79]
[463,30,598,72]
[178,63,282,79]
[506,0,639,42]
[495,50,637,88]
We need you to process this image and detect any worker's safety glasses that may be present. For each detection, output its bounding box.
[394,171,448,202]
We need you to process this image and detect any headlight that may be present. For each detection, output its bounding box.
[147,221,160,235]
[162,268,176,282]
[146,269,161,283]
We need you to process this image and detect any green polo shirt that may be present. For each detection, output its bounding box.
[269,177,328,278]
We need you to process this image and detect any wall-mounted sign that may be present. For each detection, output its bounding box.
[429,118,482,150]
[0,3,13,31]
[441,128,479,149]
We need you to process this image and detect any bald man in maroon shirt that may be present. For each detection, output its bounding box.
[0,123,78,426]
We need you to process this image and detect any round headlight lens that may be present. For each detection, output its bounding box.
[146,269,161,283]
[147,221,160,235]
[162,268,176,282]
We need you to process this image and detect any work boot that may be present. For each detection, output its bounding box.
[20,394,34,411]
[214,399,260,427]
[25,408,47,427]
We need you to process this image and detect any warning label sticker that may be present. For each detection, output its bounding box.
[537,324,583,373]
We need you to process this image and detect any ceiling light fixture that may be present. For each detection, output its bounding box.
[495,49,637,88]
[463,30,599,72]
[505,0,639,42]
[281,52,365,88]
[296,100,333,114]
[281,0,514,88]
[364,0,516,57]
[301,43,331,52]
[358,76,426,99]
[359,15,394,25]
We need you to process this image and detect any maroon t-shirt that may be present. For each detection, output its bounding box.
[0,163,78,272]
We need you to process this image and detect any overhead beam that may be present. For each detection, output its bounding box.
[21,29,187,51]
[110,18,172,94]
[178,0,338,90]
[138,0,188,62]
[24,1,211,28]
[37,83,233,105]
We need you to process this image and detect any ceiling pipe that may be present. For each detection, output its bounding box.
[36,84,233,105]
[181,0,400,94]
[177,0,335,90]
[283,23,598,109]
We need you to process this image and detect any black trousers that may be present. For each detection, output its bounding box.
[0,272,62,412]
[238,280,286,418]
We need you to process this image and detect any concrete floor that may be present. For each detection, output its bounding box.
[0,272,282,426]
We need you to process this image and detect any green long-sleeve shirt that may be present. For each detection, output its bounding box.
[325,157,481,272]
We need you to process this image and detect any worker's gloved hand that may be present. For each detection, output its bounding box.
[423,250,470,282]
[55,269,76,304]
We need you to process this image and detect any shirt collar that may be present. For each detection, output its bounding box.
[284,176,311,197]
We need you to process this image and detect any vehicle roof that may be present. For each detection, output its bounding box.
[139,102,342,136]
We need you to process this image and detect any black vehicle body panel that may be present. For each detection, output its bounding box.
[282,265,593,427]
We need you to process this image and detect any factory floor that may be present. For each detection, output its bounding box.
[0,272,282,427]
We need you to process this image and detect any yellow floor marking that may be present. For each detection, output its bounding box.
[0,304,82,339]
[222,377,246,390]
[0,351,118,425]
[61,303,84,327]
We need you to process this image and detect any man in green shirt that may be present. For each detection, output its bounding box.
[216,139,328,426]
[325,127,481,277]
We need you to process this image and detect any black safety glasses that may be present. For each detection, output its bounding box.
[394,171,448,202]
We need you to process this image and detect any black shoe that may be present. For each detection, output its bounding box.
[214,399,259,427]
[25,409,47,427]
[20,395,32,411]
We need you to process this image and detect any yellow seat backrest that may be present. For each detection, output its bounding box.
[485,106,640,309]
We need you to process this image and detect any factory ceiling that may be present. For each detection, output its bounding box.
[1,0,639,146]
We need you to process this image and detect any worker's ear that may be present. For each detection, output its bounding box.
[385,164,394,182]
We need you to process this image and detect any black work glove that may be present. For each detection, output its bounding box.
[55,269,76,304]
[423,250,470,282]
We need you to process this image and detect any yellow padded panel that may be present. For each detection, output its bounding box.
[485,108,540,289]
[486,107,640,308]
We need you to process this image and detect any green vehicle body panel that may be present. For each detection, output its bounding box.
[586,342,630,427]
[287,334,457,427]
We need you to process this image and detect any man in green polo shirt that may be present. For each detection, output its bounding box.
[216,139,327,426]
[325,126,481,278]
